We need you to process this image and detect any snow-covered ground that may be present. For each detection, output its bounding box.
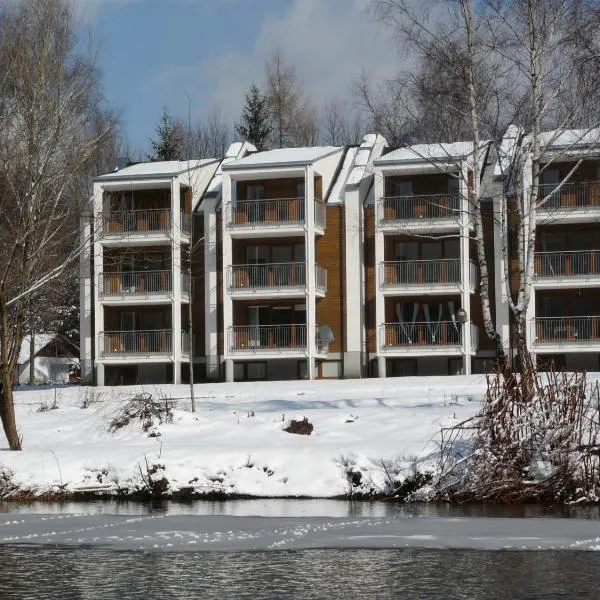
[1,376,488,498]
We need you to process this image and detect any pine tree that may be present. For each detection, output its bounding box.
[235,83,272,151]
[149,107,183,160]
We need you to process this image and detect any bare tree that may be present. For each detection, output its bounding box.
[190,106,231,159]
[265,50,318,148]
[0,0,115,449]
[321,97,367,146]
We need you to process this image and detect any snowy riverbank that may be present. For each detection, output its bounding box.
[0,376,489,499]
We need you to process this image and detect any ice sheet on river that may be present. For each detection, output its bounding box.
[1,514,600,552]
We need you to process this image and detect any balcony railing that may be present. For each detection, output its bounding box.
[227,198,326,229]
[101,210,191,236]
[98,271,190,297]
[381,321,462,348]
[380,259,477,288]
[181,331,190,354]
[538,181,600,211]
[101,209,170,234]
[534,250,600,279]
[378,194,462,223]
[533,316,600,344]
[99,330,172,357]
[229,325,307,352]
[227,263,327,292]
[99,271,172,296]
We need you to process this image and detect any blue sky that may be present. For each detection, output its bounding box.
[78,0,399,154]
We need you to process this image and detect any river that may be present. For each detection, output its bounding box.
[1,500,599,599]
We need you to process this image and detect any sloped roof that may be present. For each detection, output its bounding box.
[223,146,341,170]
[95,159,218,181]
[534,128,600,151]
[375,141,484,165]
[18,333,58,364]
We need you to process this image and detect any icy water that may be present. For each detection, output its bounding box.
[0,546,599,599]
[1,501,600,599]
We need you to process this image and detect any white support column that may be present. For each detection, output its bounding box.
[305,165,316,380]
[80,209,93,384]
[344,188,363,377]
[203,197,219,379]
[92,183,105,386]
[222,176,234,382]
[171,177,182,384]
[459,163,472,375]
[374,170,386,378]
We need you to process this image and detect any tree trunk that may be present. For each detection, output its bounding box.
[0,372,21,451]
[29,326,35,385]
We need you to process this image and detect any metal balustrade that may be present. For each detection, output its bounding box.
[99,271,172,296]
[101,209,171,234]
[380,259,466,288]
[99,330,172,356]
[534,250,600,278]
[181,331,190,354]
[229,325,307,351]
[180,212,191,234]
[381,321,462,348]
[538,181,600,210]
[227,198,326,229]
[533,316,600,344]
[181,272,190,295]
[378,194,462,222]
[227,263,327,292]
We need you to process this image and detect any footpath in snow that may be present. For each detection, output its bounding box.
[1,376,488,498]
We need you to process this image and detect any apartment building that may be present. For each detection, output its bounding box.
[526,131,600,371]
[369,142,494,377]
[80,129,600,384]
[217,135,387,382]
[80,159,220,386]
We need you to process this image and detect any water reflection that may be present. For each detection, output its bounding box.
[0,546,598,600]
[1,498,599,520]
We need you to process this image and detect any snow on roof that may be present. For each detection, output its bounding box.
[223,146,341,170]
[96,159,218,181]
[375,141,480,165]
[198,142,257,209]
[326,148,358,203]
[346,133,388,187]
[534,128,600,151]
[18,333,58,364]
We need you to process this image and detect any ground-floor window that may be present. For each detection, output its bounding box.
[234,361,267,381]
[387,359,417,377]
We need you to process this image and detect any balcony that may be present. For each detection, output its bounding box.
[227,263,327,297]
[378,194,462,232]
[100,210,191,242]
[532,316,600,351]
[380,321,479,356]
[99,330,173,360]
[229,324,308,357]
[534,251,600,288]
[538,182,600,223]
[98,271,190,302]
[226,198,326,237]
[380,259,476,294]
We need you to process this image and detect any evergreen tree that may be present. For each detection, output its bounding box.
[149,107,183,160]
[235,83,272,151]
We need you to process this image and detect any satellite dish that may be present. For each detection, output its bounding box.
[318,325,335,344]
